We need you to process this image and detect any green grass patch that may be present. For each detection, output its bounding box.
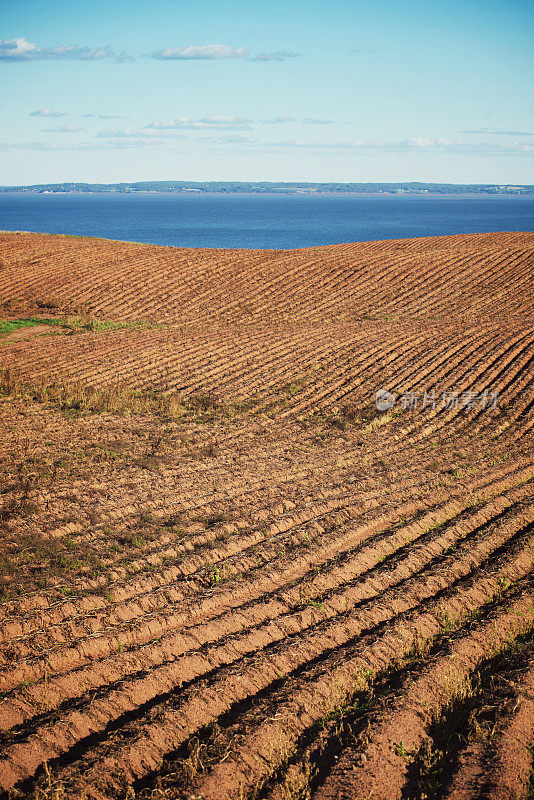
[0,314,161,338]
[0,318,60,336]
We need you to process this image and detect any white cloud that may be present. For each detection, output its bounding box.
[0,37,35,58]
[220,136,534,156]
[261,117,337,125]
[0,139,171,151]
[261,116,297,124]
[205,133,258,144]
[1,37,301,65]
[249,50,300,62]
[405,136,436,148]
[150,44,248,60]
[0,36,114,61]
[4,131,532,157]
[147,44,301,63]
[145,116,253,130]
[30,108,67,118]
[84,113,128,119]
[0,142,77,151]
[98,121,255,140]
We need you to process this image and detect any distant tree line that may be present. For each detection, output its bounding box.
[1,181,533,195]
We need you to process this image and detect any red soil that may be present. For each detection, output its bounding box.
[0,231,532,799]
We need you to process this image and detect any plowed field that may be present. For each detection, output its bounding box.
[0,230,532,800]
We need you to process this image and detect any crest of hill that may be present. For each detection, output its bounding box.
[0,230,533,324]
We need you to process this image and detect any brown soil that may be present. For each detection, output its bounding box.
[0,231,532,800]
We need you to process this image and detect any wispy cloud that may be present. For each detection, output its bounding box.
[260,117,335,125]
[97,117,254,139]
[84,113,128,119]
[392,136,534,153]
[214,135,534,156]
[148,44,301,62]
[205,133,259,145]
[4,133,532,157]
[261,116,297,124]
[150,44,248,60]
[459,128,534,136]
[145,116,253,130]
[30,108,67,118]
[249,50,301,62]
[0,37,114,61]
[1,37,301,65]
[42,125,84,133]
[0,139,171,151]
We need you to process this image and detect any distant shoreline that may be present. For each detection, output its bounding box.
[1,180,533,197]
[1,190,533,199]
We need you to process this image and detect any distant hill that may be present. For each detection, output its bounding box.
[1,180,533,195]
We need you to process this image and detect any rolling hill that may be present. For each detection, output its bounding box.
[0,230,532,800]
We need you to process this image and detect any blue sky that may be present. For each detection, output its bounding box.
[1,0,533,184]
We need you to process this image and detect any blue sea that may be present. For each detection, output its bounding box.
[0,192,532,249]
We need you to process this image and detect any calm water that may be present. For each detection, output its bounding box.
[0,192,532,249]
